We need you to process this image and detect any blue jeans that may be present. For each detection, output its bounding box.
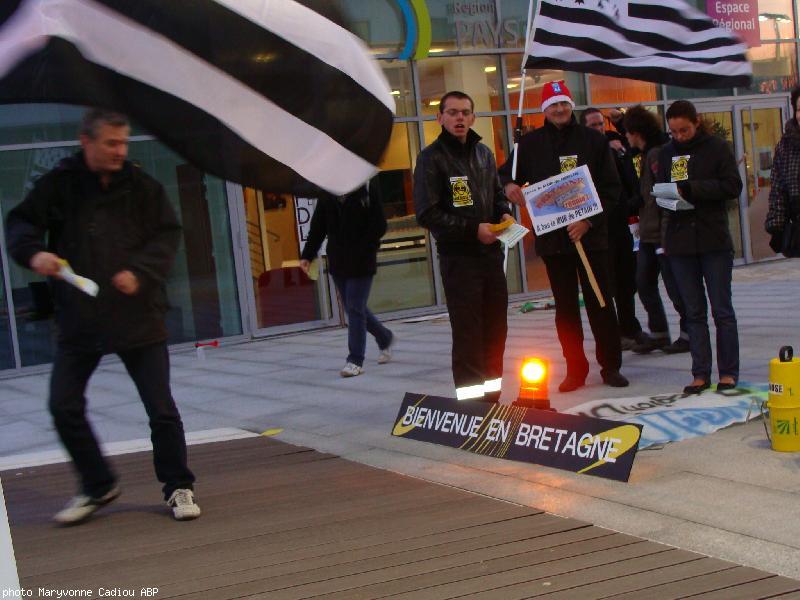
[668,251,739,381]
[636,242,687,339]
[333,275,393,367]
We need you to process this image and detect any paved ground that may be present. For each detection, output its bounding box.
[1,258,799,580]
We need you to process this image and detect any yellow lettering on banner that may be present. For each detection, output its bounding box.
[577,425,641,474]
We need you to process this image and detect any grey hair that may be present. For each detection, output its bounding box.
[81,109,129,139]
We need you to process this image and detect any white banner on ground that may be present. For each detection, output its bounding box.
[0,477,20,593]
[566,383,766,449]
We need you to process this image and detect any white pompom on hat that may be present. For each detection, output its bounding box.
[540,80,575,111]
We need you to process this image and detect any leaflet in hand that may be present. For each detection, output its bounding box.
[58,260,99,297]
[496,223,529,248]
[652,183,694,211]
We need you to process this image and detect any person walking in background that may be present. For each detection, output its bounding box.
[657,100,743,394]
[766,85,800,255]
[300,185,394,378]
[622,105,690,356]
[414,90,512,403]
[581,107,646,352]
[501,81,628,392]
[5,109,200,524]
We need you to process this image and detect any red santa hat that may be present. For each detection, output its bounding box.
[540,80,575,112]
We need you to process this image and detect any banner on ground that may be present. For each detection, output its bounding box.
[522,165,602,236]
[392,393,642,482]
[0,477,20,594]
[566,383,766,448]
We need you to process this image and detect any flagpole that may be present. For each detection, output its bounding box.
[512,0,539,182]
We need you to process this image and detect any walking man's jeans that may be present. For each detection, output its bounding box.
[49,342,195,500]
[333,275,393,367]
[668,251,739,381]
[636,242,688,338]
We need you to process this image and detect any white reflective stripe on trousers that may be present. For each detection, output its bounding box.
[483,378,502,393]
[456,384,485,401]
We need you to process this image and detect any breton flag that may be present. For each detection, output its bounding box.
[0,0,395,195]
[525,0,752,89]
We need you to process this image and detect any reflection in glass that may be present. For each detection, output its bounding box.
[504,54,587,113]
[370,122,437,312]
[588,74,660,104]
[741,107,784,260]
[418,56,503,117]
[737,43,798,95]
[382,60,415,117]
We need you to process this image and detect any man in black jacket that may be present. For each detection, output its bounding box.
[500,81,628,392]
[414,91,513,402]
[5,109,199,525]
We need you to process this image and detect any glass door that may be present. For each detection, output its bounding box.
[242,188,335,333]
[739,104,786,262]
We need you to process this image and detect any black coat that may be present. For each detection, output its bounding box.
[300,186,387,278]
[498,116,621,256]
[6,153,181,352]
[413,128,510,257]
[656,131,743,255]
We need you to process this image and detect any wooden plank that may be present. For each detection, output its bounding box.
[681,575,800,599]
[537,557,737,600]
[613,567,780,600]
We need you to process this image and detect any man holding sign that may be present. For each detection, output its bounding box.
[5,109,200,524]
[500,81,628,392]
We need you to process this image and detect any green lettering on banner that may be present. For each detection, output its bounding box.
[0,477,21,593]
[391,393,643,482]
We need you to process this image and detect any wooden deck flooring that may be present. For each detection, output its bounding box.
[4,436,799,599]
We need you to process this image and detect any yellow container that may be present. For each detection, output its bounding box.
[768,346,800,452]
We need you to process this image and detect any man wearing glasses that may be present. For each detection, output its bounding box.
[414,91,513,403]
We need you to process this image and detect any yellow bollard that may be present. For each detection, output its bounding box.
[767,346,800,452]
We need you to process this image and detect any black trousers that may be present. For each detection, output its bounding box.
[608,222,642,339]
[543,251,622,378]
[440,252,508,400]
[49,342,195,499]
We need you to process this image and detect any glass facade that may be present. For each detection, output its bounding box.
[2,0,800,371]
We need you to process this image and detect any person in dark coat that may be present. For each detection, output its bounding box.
[300,185,394,377]
[657,100,743,394]
[413,90,512,403]
[580,107,645,351]
[622,106,690,355]
[766,85,800,253]
[501,81,628,392]
[5,109,199,524]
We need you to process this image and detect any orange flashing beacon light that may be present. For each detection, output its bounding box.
[516,357,551,410]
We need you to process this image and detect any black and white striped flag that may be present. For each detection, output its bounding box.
[525,0,752,89]
[0,0,395,195]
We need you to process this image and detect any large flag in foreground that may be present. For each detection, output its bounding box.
[0,0,395,195]
[525,0,752,89]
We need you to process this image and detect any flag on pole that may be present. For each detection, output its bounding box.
[524,0,752,89]
[0,0,395,195]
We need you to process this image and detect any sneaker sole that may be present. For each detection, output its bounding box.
[54,487,121,526]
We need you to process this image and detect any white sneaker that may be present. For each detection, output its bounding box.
[53,486,121,525]
[167,488,201,521]
[340,362,364,377]
[377,334,396,364]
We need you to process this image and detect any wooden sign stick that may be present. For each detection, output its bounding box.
[574,239,606,308]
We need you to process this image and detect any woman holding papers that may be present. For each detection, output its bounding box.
[657,100,743,394]
[300,185,394,378]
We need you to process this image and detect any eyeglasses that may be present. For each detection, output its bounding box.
[443,109,473,117]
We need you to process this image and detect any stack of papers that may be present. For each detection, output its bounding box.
[652,183,694,211]
[496,223,529,248]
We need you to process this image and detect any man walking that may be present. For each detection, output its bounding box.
[500,81,628,392]
[6,109,200,524]
[414,91,513,402]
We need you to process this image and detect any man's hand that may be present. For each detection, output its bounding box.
[30,252,62,277]
[566,220,590,243]
[112,270,140,295]
[503,182,525,206]
[609,139,625,153]
[477,223,498,245]
[501,213,514,223]
[299,259,311,275]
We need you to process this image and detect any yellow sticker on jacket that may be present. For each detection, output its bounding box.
[559,155,578,172]
[633,154,642,179]
[671,155,690,181]
[450,176,473,207]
